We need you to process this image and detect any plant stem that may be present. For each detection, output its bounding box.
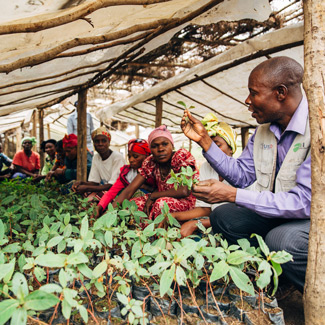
[186,280,208,325]
[177,283,184,325]
[49,293,63,325]
[79,276,95,316]
[141,279,167,324]
[87,308,99,325]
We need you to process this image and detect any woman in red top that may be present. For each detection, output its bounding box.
[95,139,152,217]
[12,137,41,179]
[114,125,199,220]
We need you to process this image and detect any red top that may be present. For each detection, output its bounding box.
[12,150,40,172]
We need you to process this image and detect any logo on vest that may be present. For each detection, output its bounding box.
[293,143,308,152]
[260,144,273,150]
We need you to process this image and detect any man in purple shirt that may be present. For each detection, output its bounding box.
[181,56,310,294]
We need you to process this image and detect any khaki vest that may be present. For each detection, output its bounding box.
[253,119,310,193]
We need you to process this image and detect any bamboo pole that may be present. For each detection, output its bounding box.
[77,89,88,182]
[38,108,44,169]
[47,124,51,139]
[155,97,163,127]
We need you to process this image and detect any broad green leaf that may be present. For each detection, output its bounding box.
[175,266,186,286]
[195,254,205,270]
[237,238,250,251]
[62,288,78,307]
[270,250,293,264]
[35,253,66,268]
[0,262,15,281]
[160,264,175,297]
[177,101,187,108]
[47,236,64,248]
[73,239,84,253]
[39,283,62,294]
[59,269,67,288]
[31,194,41,209]
[2,243,21,253]
[63,224,72,238]
[256,260,273,290]
[210,260,230,283]
[57,240,66,253]
[0,299,19,325]
[80,216,88,238]
[64,214,70,226]
[92,261,107,278]
[229,266,254,296]
[1,195,16,205]
[227,251,252,265]
[34,267,46,282]
[251,234,270,257]
[105,231,113,247]
[78,304,88,323]
[78,263,93,279]
[10,307,27,325]
[0,219,4,240]
[66,252,88,265]
[271,260,283,276]
[62,299,72,320]
[117,292,128,306]
[24,290,59,311]
[12,272,29,299]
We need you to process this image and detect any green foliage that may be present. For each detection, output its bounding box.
[166,166,198,190]
[0,180,293,324]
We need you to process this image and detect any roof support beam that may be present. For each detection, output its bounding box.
[77,89,88,182]
[240,127,250,150]
[155,96,163,127]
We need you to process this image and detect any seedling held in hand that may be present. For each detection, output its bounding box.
[166,166,198,190]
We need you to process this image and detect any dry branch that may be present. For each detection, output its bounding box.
[0,0,171,35]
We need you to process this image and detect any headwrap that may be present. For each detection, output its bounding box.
[148,125,174,148]
[201,113,237,153]
[91,127,111,141]
[128,139,151,156]
[22,137,37,146]
[40,139,57,152]
[62,134,78,148]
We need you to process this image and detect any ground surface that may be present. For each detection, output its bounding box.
[278,290,304,325]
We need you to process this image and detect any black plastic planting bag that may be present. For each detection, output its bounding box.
[149,295,177,316]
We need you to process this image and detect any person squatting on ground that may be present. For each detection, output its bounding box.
[181,56,310,294]
[72,127,125,200]
[0,142,13,181]
[114,125,199,220]
[95,138,154,218]
[47,134,92,184]
[12,137,41,180]
[172,113,236,237]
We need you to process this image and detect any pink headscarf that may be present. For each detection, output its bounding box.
[148,125,174,148]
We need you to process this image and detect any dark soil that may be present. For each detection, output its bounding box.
[278,290,304,325]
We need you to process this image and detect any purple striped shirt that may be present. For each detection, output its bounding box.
[203,97,310,219]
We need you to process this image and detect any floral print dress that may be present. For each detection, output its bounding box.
[133,148,199,219]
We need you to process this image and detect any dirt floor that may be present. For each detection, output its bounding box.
[278,290,304,325]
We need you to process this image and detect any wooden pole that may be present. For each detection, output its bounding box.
[38,108,44,169]
[4,131,10,156]
[135,123,140,138]
[189,139,192,153]
[47,124,51,139]
[16,126,22,153]
[240,127,250,150]
[77,89,88,182]
[303,0,325,322]
[155,97,163,127]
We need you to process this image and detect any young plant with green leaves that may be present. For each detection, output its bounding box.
[167,166,198,191]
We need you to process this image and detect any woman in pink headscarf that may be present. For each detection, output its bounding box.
[114,125,199,220]
[95,138,153,217]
